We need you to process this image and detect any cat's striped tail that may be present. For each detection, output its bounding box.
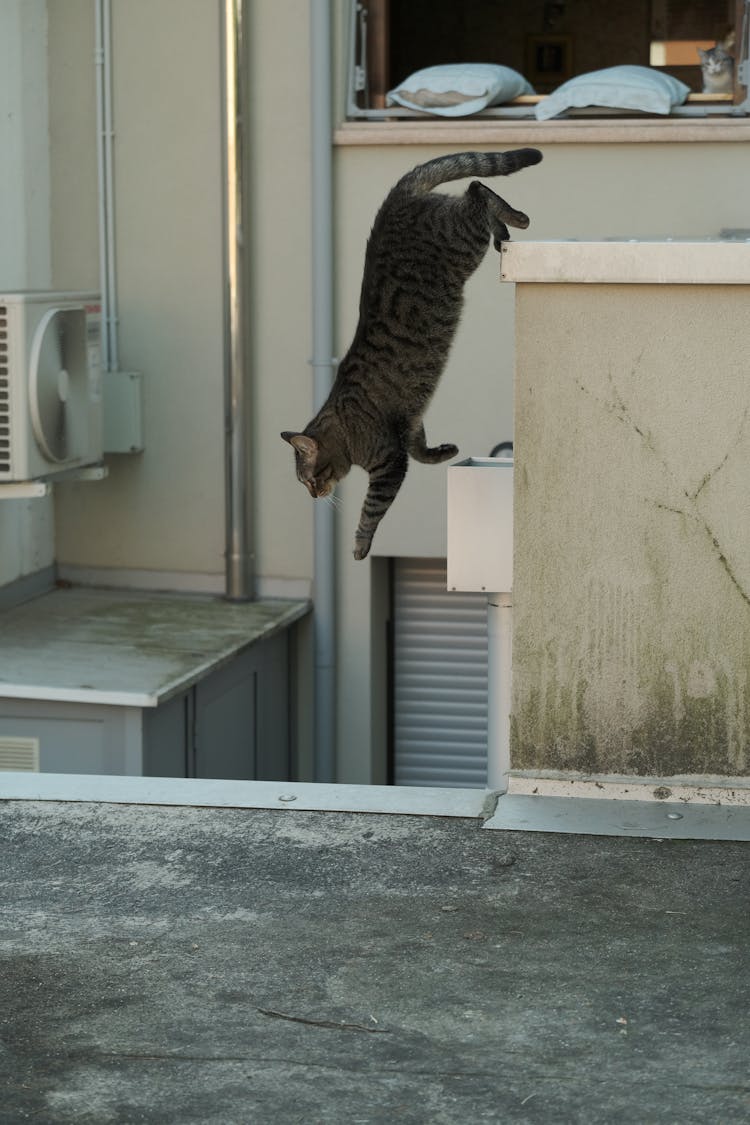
[392,149,542,196]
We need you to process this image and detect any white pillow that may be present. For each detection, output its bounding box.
[388,63,535,117]
[536,65,690,120]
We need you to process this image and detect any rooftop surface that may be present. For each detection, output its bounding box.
[1,795,748,1123]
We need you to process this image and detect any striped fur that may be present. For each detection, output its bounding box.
[282,148,542,560]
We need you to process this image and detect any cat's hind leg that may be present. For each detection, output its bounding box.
[408,423,458,465]
[354,452,409,560]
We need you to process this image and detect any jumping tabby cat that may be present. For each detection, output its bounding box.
[282,147,542,559]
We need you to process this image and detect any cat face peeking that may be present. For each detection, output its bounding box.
[698,44,734,93]
[281,431,344,499]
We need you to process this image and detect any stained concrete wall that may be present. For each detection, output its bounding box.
[512,278,750,778]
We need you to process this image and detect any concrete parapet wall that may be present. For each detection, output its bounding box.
[512,275,750,777]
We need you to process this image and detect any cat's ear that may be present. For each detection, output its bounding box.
[281,432,318,461]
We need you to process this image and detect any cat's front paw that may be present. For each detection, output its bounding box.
[353,536,372,561]
[434,443,459,463]
[493,225,510,251]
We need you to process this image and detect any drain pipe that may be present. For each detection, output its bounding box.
[310,0,336,782]
[487,592,513,791]
[220,0,254,601]
[94,0,117,371]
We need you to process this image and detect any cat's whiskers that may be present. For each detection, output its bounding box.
[322,491,342,513]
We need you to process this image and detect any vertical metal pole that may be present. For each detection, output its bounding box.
[221,0,254,601]
[310,0,336,781]
[487,592,512,792]
[94,0,118,372]
[102,0,118,372]
[94,0,110,371]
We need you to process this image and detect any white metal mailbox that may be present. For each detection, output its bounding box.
[447,457,513,593]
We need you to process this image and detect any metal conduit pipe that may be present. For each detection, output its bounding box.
[94,0,109,368]
[94,0,116,372]
[487,592,513,792]
[96,2,253,598]
[310,0,337,782]
[221,0,254,602]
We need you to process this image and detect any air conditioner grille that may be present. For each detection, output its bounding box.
[0,305,8,474]
[0,736,40,772]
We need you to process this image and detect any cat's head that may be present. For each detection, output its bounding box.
[699,45,733,71]
[281,431,346,499]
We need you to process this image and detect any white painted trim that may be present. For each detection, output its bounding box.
[335,119,750,146]
[56,564,312,601]
[56,564,226,595]
[0,771,493,818]
[0,683,161,708]
[0,482,50,499]
[501,240,750,285]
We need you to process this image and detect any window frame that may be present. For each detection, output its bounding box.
[345,0,750,125]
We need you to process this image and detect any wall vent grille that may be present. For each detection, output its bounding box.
[0,736,40,772]
[0,306,9,475]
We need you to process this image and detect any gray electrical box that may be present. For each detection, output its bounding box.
[447,457,514,593]
[103,370,144,453]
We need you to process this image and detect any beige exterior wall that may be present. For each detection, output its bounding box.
[49,0,315,592]
[1,1,749,780]
[52,0,227,584]
[247,0,313,586]
[48,0,98,292]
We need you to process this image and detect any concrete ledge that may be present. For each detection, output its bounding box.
[486,794,750,840]
[5,772,750,839]
[0,772,492,819]
[507,770,750,806]
[501,239,750,284]
[0,588,309,707]
[335,118,750,146]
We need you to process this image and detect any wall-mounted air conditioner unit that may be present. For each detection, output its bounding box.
[0,292,103,482]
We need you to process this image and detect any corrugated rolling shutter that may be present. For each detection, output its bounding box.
[393,558,488,788]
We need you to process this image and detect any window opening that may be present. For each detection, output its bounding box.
[347,0,749,120]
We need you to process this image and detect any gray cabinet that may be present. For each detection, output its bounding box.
[192,631,290,780]
[0,632,291,780]
[0,589,308,780]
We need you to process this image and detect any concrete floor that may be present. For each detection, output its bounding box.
[1,798,749,1124]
